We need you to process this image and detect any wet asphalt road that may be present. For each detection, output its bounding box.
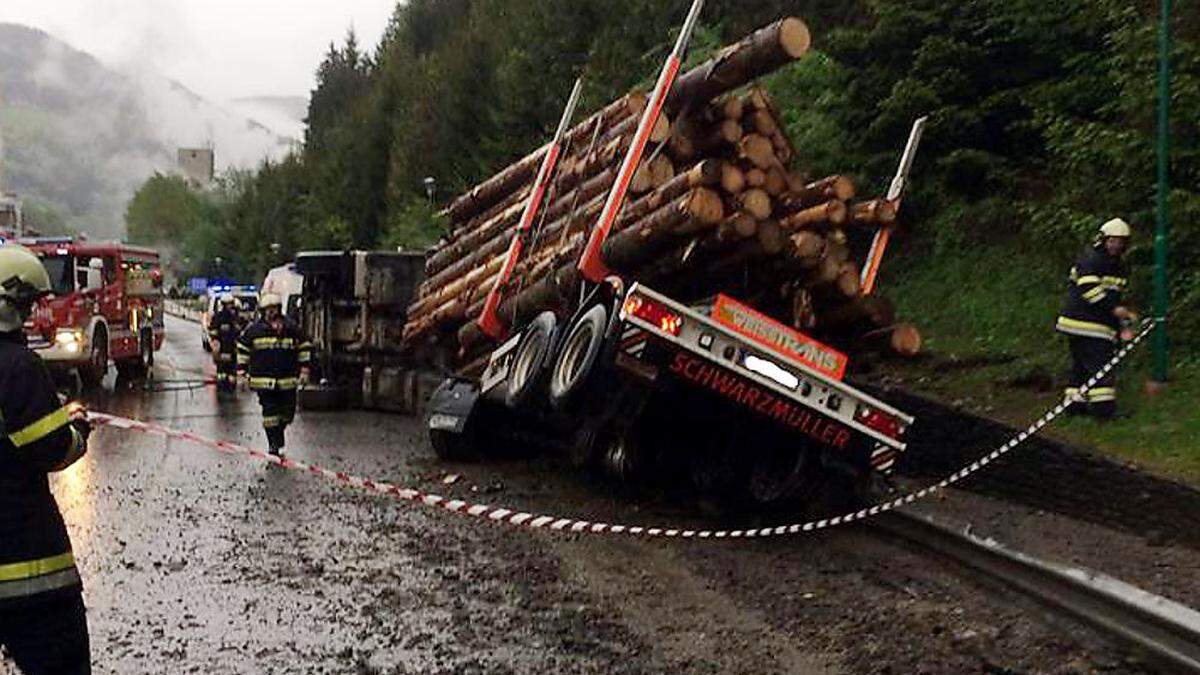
[31,316,657,674]
[3,315,1163,674]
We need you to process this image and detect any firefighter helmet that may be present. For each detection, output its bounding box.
[1099,218,1131,238]
[0,244,51,331]
[219,293,236,306]
[259,292,282,309]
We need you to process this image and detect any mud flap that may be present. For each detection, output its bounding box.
[427,378,481,435]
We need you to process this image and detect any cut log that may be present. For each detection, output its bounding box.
[744,167,767,188]
[698,119,744,153]
[457,187,725,351]
[720,163,746,194]
[835,262,861,298]
[790,230,826,262]
[750,109,778,137]
[756,219,784,256]
[721,96,745,121]
[778,175,856,214]
[850,199,899,226]
[666,18,811,114]
[738,134,778,169]
[763,167,788,196]
[441,92,647,225]
[718,212,759,243]
[820,296,896,331]
[736,188,772,220]
[780,200,847,232]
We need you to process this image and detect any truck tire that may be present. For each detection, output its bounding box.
[77,326,108,389]
[549,304,608,411]
[116,331,154,380]
[506,311,557,410]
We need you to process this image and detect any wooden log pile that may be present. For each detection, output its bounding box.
[400,17,919,371]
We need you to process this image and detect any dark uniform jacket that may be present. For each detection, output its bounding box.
[237,318,311,391]
[0,330,86,607]
[208,307,241,362]
[1055,245,1127,342]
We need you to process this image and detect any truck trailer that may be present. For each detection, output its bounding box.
[295,9,922,505]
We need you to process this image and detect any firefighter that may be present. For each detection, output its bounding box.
[1054,218,1137,419]
[237,293,311,455]
[208,294,241,394]
[0,244,92,674]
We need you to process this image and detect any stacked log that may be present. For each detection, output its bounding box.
[401,16,919,369]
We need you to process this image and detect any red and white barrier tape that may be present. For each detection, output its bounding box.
[88,321,1154,539]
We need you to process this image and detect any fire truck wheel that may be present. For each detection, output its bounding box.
[77,327,108,389]
[549,304,608,411]
[506,312,557,411]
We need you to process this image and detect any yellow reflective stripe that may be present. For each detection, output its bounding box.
[1055,317,1117,340]
[249,377,298,390]
[237,356,250,365]
[0,552,75,582]
[253,337,296,350]
[1075,275,1101,286]
[262,415,282,428]
[1082,286,1108,303]
[8,406,72,449]
[1087,387,1117,402]
[237,343,251,353]
[1100,276,1126,288]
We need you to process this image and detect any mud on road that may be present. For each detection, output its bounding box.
[5,315,1187,674]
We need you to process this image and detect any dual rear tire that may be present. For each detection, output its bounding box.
[505,302,611,414]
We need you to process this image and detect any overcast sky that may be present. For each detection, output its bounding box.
[1,0,396,103]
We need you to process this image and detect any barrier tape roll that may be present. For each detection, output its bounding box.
[88,320,1156,540]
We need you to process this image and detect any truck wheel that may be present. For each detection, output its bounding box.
[549,304,608,411]
[77,327,108,389]
[506,311,557,410]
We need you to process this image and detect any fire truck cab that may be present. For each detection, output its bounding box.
[21,237,165,386]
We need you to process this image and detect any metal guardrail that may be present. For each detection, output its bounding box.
[874,511,1200,672]
[164,300,203,323]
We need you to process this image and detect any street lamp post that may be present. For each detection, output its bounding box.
[1152,0,1172,383]
[423,176,437,205]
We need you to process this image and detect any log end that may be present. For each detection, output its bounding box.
[779,17,813,59]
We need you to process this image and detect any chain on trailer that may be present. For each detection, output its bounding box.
[87,320,1156,540]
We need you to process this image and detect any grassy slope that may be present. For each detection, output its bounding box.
[876,237,1200,485]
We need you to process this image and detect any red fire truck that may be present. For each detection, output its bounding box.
[20,237,165,386]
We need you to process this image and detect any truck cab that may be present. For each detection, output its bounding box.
[22,238,165,386]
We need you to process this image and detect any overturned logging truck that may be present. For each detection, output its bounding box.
[298,5,926,505]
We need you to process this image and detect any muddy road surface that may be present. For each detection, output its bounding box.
[3,315,1178,673]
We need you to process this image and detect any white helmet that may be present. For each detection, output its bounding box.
[0,244,51,332]
[219,293,236,306]
[259,292,282,309]
[1099,218,1131,238]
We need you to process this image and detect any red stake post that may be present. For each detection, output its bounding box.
[861,116,926,295]
[577,0,705,283]
[478,78,585,340]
